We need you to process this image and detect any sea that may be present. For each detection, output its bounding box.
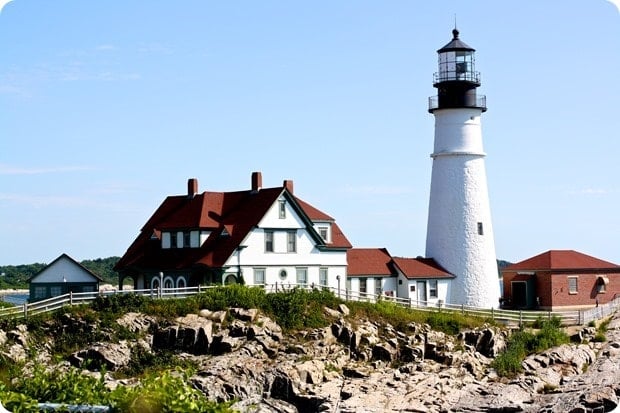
[0,293,29,306]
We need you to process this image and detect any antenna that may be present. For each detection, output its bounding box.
[454,14,457,30]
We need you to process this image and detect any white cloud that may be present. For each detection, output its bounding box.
[0,164,94,175]
[567,187,615,196]
[96,44,117,51]
[343,185,413,195]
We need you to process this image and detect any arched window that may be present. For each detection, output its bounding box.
[164,277,174,289]
[151,278,160,290]
[177,276,186,289]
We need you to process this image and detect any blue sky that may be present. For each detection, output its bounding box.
[1,1,619,266]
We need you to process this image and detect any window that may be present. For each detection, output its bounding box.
[375,278,382,296]
[254,268,266,285]
[50,286,62,297]
[170,232,178,248]
[296,267,307,286]
[410,285,416,292]
[162,232,171,248]
[265,230,274,252]
[568,277,578,294]
[287,231,297,253]
[319,268,328,287]
[318,227,328,242]
[183,231,191,248]
[359,278,367,295]
[477,222,484,235]
[429,279,438,298]
[34,286,46,299]
[278,200,286,219]
[177,276,186,289]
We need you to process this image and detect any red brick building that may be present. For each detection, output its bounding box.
[501,250,620,310]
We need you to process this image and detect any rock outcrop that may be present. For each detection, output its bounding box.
[2,305,620,412]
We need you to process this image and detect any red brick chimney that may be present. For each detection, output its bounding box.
[187,178,198,198]
[283,179,294,194]
[251,171,262,192]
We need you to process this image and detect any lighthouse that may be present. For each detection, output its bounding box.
[425,28,500,308]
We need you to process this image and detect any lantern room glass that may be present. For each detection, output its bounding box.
[437,50,476,82]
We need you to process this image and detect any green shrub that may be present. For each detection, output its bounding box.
[195,285,267,312]
[1,365,232,413]
[493,317,569,377]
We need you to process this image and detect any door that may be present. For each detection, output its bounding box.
[416,281,427,306]
[511,281,527,308]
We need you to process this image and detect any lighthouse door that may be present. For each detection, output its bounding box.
[416,281,427,306]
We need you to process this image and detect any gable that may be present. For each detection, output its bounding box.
[30,254,101,284]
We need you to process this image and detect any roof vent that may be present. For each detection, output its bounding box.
[251,171,262,193]
[187,178,198,198]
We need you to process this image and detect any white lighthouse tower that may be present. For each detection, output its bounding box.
[425,28,500,308]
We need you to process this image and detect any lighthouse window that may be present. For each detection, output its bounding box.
[477,222,484,235]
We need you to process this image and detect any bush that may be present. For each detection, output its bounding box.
[1,365,232,413]
[195,285,267,312]
[492,317,569,377]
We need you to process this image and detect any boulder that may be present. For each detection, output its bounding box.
[116,312,156,333]
[295,360,325,384]
[198,309,227,323]
[338,304,350,316]
[70,341,132,371]
[372,342,398,363]
[230,308,258,322]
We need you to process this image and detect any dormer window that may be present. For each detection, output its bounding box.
[170,232,178,248]
[317,225,331,243]
[278,200,286,219]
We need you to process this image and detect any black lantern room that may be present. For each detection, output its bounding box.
[428,29,486,113]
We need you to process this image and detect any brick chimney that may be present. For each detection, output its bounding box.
[251,171,262,192]
[283,179,294,194]
[187,178,198,198]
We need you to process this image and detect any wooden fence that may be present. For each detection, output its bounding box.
[1,283,617,327]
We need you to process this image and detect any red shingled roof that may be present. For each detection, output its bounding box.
[116,182,351,272]
[504,250,620,271]
[392,257,453,279]
[346,248,394,276]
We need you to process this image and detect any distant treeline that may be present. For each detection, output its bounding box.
[0,257,120,289]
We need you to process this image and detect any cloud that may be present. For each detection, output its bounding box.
[0,164,94,175]
[0,0,12,14]
[605,0,620,14]
[96,44,117,51]
[0,193,93,208]
[567,187,615,196]
[0,192,143,212]
[343,185,413,195]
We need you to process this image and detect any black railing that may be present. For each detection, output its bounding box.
[433,71,481,84]
[428,95,486,111]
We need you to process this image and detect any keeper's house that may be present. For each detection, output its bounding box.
[114,172,352,292]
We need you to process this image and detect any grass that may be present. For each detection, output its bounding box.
[346,299,492,335]
[492,316,570,377]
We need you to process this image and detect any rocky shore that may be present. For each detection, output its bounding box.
[2,305,620,412]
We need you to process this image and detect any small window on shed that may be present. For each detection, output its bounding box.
[568,276,578,294]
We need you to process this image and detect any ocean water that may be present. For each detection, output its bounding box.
[1,293,29,306]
